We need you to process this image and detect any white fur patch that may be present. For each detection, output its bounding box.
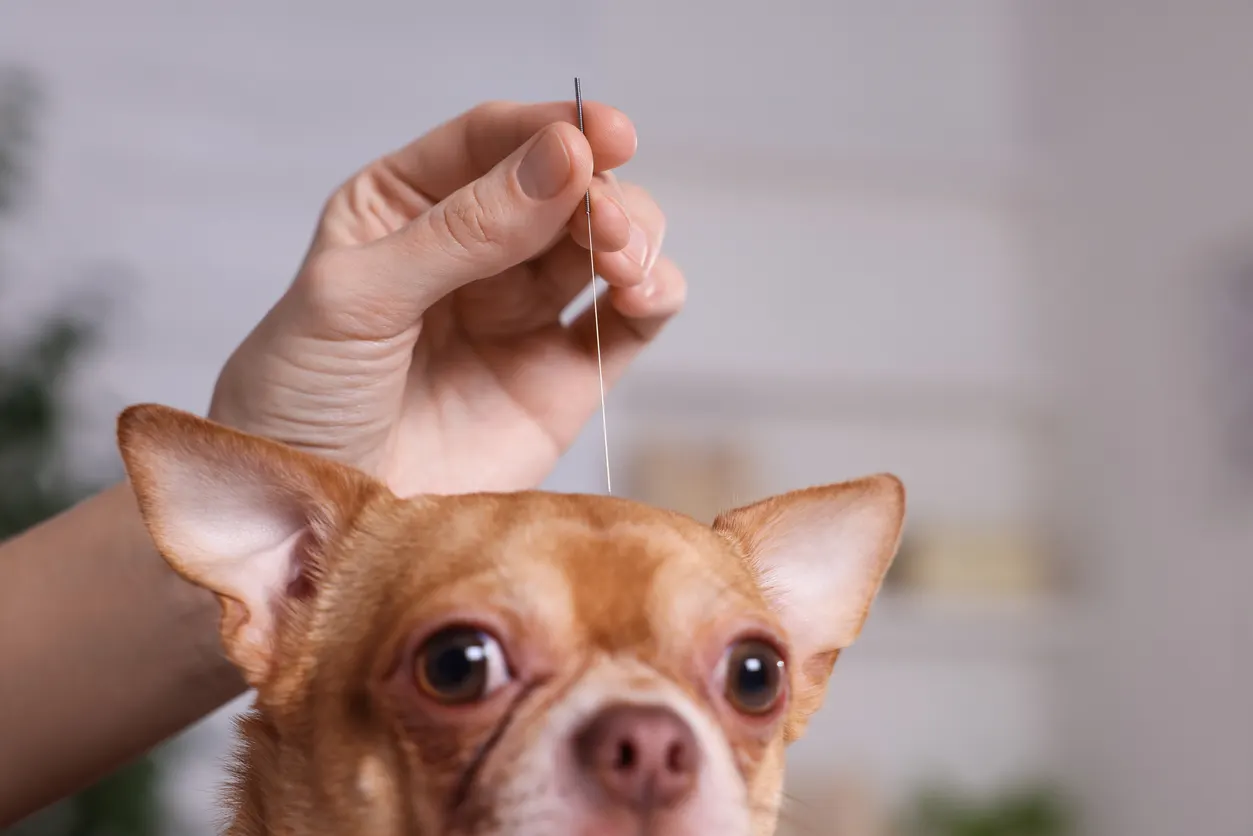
[356,754,400,831]
[485,658,754,835]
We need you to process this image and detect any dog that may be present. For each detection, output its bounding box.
[117,403,905,835]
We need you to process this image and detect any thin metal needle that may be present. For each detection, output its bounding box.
[575,77,611,494]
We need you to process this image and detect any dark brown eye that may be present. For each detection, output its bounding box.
[414,627,510,704]
[724,639,786,715]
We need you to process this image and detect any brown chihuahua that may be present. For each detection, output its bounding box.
[117,403,905,835]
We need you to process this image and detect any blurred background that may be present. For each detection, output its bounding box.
[2,1,1251,834]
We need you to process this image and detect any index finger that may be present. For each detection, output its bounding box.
[381,100,637,202]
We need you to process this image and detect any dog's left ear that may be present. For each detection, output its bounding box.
[117,404,385,688]
[714,475,905,741]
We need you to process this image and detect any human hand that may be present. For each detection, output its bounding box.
[208,101,683,496]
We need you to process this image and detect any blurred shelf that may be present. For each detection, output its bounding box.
[851,591,1074,661]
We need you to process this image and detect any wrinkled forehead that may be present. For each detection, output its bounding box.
[369,493,775,660]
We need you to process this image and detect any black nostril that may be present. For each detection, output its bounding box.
[615,741,635,769]
[665,740,686,772]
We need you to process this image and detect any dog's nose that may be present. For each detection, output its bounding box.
[574,703,701,811]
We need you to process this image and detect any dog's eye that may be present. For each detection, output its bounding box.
[723,639,786,715]
[414,627,511,704]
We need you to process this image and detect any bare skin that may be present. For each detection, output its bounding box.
[0,99,685,826]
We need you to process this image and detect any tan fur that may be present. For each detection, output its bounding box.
[116,404,905,835]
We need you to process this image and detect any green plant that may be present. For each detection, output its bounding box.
[0,64,164,836]
[902,784,1074,836]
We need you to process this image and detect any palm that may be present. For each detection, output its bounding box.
[212,102,678,499]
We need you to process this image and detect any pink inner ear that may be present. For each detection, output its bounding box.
[753,512,881,652]
[743,486,904,655]
[117,403,385,687]
[149,455,318,649]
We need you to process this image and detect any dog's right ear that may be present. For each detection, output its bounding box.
[117,403,384,688]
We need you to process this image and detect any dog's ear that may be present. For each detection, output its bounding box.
[713,475,905,741]
[117,403,384,688]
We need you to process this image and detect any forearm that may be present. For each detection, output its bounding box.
[0,481,245,825]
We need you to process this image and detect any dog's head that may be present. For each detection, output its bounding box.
[117,404,904,836]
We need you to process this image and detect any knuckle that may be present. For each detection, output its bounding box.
[466,100,516,130]
[439,202,491,254]
[462,101,520,175]
[296,250,350,307]
[293,250,363,322]
[292,250,391,340]
[435,181,506,256]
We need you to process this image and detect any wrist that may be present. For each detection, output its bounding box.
[98,481,245,696]
[0,481,244,822]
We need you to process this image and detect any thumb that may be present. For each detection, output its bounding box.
[355,122,593,326]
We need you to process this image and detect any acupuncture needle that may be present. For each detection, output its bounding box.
[574,77,611,494]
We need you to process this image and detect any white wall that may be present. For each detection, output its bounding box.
[1031,3,1253,835]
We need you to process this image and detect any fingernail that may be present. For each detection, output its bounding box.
[622,224,649,267]
[637,277,658,299]
[642,245,660,277]
[517,128,571,201]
